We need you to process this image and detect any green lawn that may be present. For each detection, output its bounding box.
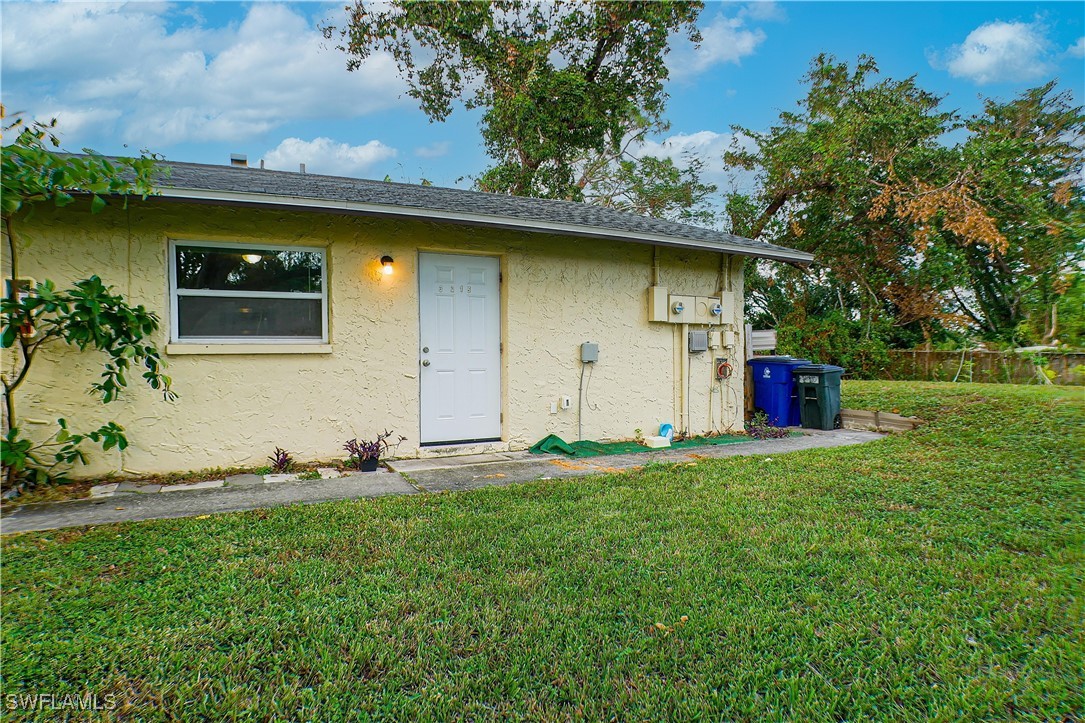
[2,382,1082,721]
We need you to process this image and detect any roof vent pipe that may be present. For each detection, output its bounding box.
[230,154,247,168]
[259,159,265,170]
[299,163,306,174]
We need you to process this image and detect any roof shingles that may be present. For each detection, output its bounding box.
[155,160,812,263]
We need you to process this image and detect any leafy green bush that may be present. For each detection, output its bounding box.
[776,310,892,379]
[1,114,171,491]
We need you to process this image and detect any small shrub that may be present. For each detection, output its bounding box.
[267,447,294,473]
[296,469,322,481]
[343,430,406,469]
[747,411,791,440]
[2,420,128,491]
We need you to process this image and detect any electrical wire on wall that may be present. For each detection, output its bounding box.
[724,345,740,431]
[578,363,584,441]
[584,362,600,414]
[577,361,601,441]
[577,360,601,441]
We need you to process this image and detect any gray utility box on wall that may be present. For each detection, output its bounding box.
[581,342,599,363]
[688,330,708,353]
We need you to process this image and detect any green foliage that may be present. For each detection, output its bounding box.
[2,421,127,488]
[775,310,893,379]
[746,411,790,439]
[1,112,171,490]
[1,114,159,217]
[953,83,1085,343]
[1047,274,1085,347]
[584,152,717,225]
[1,277,175,404]
[327,1,703,201]
[727,55,1084,347]
[2,382,1081,718]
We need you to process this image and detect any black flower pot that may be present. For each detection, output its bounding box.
[359,457,380,472]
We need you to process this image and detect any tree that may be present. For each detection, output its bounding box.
[950,82,1084,342]
[1,112,175,489]
[582,150,717,225]
[726,55,1083,345]
[326,0,703,201]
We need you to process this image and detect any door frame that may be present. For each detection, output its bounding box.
[416,249,506,446]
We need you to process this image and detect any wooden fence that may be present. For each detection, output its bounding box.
[885,350,1085,386]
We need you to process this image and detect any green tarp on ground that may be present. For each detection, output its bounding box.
[527,434,576,456]
[528,433,750,458]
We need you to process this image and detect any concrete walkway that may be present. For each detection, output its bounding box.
[1,429,882,534]
[392,428,882,492]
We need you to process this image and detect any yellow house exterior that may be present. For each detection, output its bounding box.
[4,161,811,477]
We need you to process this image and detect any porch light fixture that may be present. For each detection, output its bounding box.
[380,256,395,275]
[242,253,262,264]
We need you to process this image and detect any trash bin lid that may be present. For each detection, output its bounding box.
[794,364,845,374]
[746,356,811,367]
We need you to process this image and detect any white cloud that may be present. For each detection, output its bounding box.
[1068,37,1085,59]
[630,129,762,193]
[264,137,397,177]
[740,2,785,22]
[937,20,1053,84]
[414,141,451,159]
[634,130,733,165]
[35,107,123,144]
[668,4,774,80]
[0,3,406,146]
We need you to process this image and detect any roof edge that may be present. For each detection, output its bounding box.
[155,186,815,264]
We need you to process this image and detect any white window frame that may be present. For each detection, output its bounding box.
[168,239,328,344]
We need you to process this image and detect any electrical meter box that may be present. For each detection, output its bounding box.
[647,286,669,322]
[668,295,695,323]
[688,330,708,353]
[580,342,599,363]
[694,296,723,325]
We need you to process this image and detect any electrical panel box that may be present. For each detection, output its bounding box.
[580,342,599,363]
[717,292,736,321]
[647,286,669,322]
[668,295,694,323]
[688,330,708,353]
[708,331,722,349]
[722,329,736,348]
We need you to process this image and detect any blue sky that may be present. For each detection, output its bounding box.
[2,1,1083,193]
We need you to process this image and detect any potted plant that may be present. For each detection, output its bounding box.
[343,430,405,472]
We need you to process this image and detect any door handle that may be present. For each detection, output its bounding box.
[422,359,430,367]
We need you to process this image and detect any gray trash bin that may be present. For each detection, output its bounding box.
[794,364,844,430]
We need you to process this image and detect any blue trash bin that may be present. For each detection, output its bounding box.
[747,356,811,427]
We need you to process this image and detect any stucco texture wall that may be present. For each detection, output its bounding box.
[4,199,746,477]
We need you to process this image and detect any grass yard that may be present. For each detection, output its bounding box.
[2,381,1082,720]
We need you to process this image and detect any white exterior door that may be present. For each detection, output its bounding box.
[418,253,502,444]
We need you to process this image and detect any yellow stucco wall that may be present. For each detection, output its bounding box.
[4,199,746,476]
